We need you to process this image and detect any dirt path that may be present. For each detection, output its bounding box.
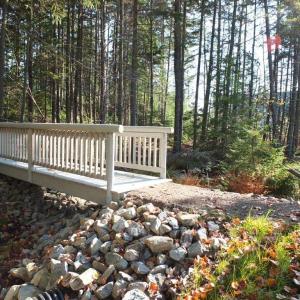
[126,182,300,221]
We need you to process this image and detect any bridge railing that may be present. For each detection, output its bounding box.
[0,123,173,201]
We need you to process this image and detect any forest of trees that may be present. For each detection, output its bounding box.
[0,0,299,158]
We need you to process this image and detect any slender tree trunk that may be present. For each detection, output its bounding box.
[201,0,217,141]
[65,2,71,122]
[149,0,154,125]
[117,0,123,124]
[99,1,106,123]
[193,0,205,148]
[0,0,6,120]
[249,0,257,118]
[222,0,237,139]
[130,0,138,125]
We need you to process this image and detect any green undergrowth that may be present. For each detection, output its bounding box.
[182,215,300,300]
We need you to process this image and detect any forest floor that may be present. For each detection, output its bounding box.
[127,182,300,222]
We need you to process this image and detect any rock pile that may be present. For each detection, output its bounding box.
[0,176,228,300]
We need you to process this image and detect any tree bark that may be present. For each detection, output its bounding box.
[0,0,6,120]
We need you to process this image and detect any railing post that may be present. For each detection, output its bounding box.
[28,129,33,182]
[159,132,167,179]
[105,132,115,203]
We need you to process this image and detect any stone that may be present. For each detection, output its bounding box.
[131,261,150,274]
[73,236,87,248]
[31,268,50,290]
[50,259,68,278]
[157,254,167,265]
[177,213,199,227]
[150,265,168,274]
[167,217,179,230]
[127,281,148,292]
[180,230,194,248]
[117,271,134,282]
[4,285,20,300]
[92,261,107,273]
[95,282,113,299]
[64,245,77,254]
[127,221,146,238]
[159,224,172,235]
[116,207,137,220]
[17,284,41,300]
[196,228,208,240]
[124,249,140,261]
[9,267,29,282]
[188,241,206,258]
[90,237,102,255]
[98,208,114,222]
[211,237,221,250]
[207,221,220,232]
[169,247,187,261]
[112,217,129,232]
[137,203,157,215]
[147,273,166,287]
[81,218,95,230]
[99,265,115,285]
[50,244,65,259]
[105,252,128,270]
[94,221,109,237]
[25,262,38,280]
[150,217,161,235]
[69,268,100,291]
[112,279,128,298]
[108,201,119,211]
[99,241,112,254]
[145,236,173,253]
[123,289,150,300]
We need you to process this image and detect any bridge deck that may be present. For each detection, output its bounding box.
[0,157,171,204]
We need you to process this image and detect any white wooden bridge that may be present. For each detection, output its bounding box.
[0,123,173,204]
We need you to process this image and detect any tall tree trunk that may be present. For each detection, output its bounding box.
[0,0,6,120]
[73,3,83,123]
[222,0,237,139]
[201,0,217,141]
[193,0,205,149]
[130,0,138,125]
[249,0,257,118]
[117,0,123,124]
[65,2,71,123]
[99,1,106,123]
[149,0,154,125]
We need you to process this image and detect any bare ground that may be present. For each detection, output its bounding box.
[126,182,300,222]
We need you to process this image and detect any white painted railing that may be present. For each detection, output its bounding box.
[115,126,172,179]
[0,123,173,201]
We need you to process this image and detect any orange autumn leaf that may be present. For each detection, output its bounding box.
[266,278,277,287]
[148,282,159,294]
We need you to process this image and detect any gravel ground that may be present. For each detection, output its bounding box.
[126,182,300,222]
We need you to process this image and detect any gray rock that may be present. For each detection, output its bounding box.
[17,284,41,300]
[137,203,157,215]
[157,254,167,265]
[92,261,107,273]
[117,271,134,282]
[30,268,50,290]
[9,267,29,282]
[150,264,168,274]
[127,221,146,237]
[211,237,221,250]
[127,281,148,292]
[99,265,115,285]
[94,221,109,237]
[90,237,102,255]
[167,217,179,230]
[50,244,65,259]
[147,273,166,287]
[159,224,172,235]
[50,259,68,278]
[124,249,140,261]
[81,218,94,230]
[98,208,114,222]
[177,213,199,227]
[123,289,150,300]
[169,247,187,261]
[112,217,128,232]
[99,241,112,254]
[112,279,128,298]
[188,241,206,258]
[131,261,150,274]
[116,207,137,220]
[150,218,161,235]
[69,268,99,291]
[95,282,113,299]
[196,228,208,240]
[145,236,173,253]
[105,252,128,270]
[207,221,220,232]
[73,236,87,248]
[4,285,20,300]
[180,230,194,248]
